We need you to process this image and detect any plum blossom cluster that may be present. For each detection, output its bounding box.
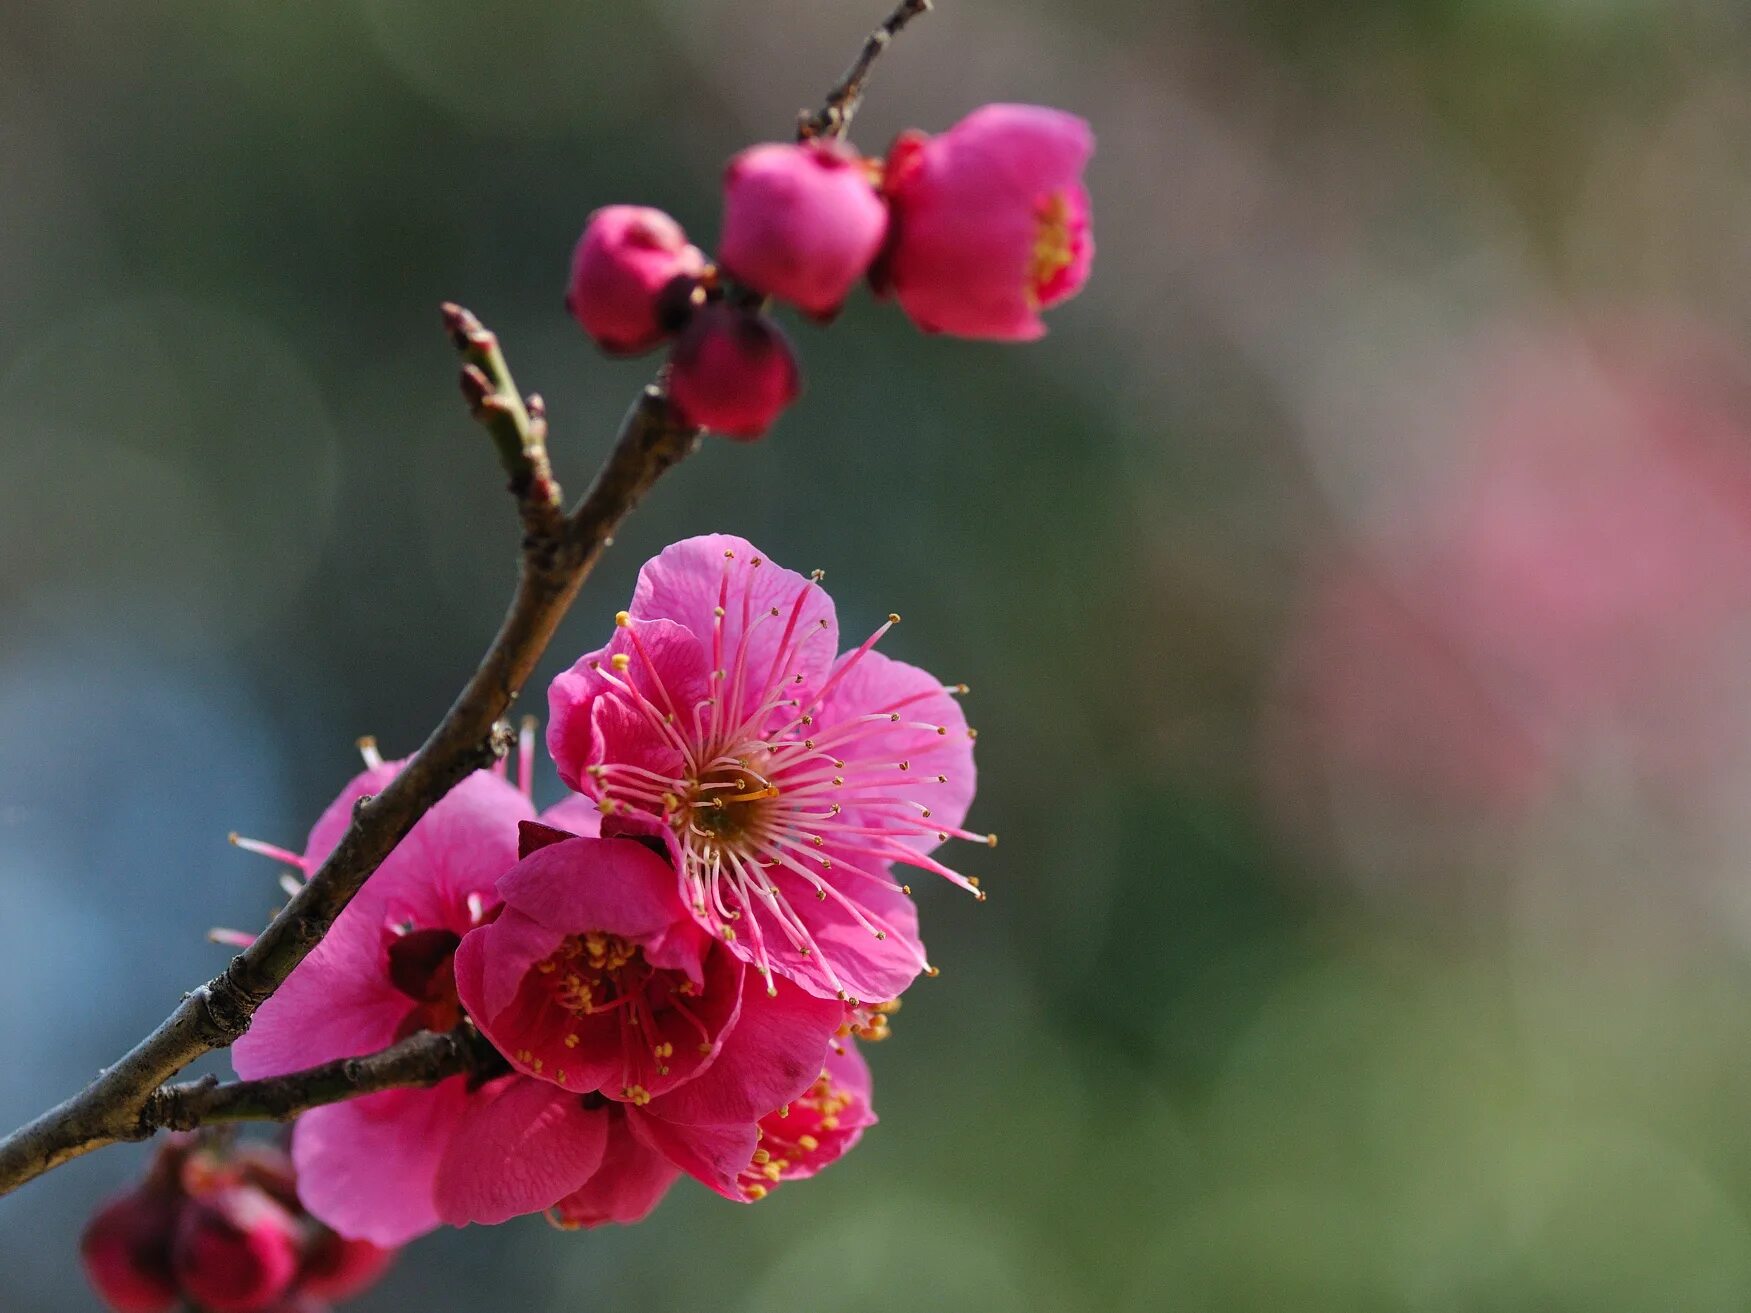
[211,536,978,1244]
[567,103,1095,437]
[81,1136,392,1313]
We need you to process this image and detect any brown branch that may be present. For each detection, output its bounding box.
[798,0,933,142]
[0,325,700,1197]
[0,0,923,1199]
[140,1029,505,1133]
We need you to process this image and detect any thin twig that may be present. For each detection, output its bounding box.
[0,0,925,1197]
[798,0,932,142]
[141,1029,504,1132]
[444,303,564,540]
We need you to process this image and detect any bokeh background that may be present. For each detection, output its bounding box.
[9,0,1751,1308]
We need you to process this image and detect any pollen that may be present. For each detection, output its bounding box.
[1027,190,1077,306]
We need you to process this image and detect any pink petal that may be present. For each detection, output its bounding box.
[289,1082,472,1246]
[945,103,1094,197]
[383,771,533,922]
[431,1078,608,1227]
[232,902,406,1080]
[537,794,603,838]
[495,837,685,940]
[817,648,976,853]
[739,861,925,1004]
[550,1109,682,1229]
[629,535,839,699]
[453,909,566,1036]
[547,618,710,794]
[628,1110,758,1201]
[649,975,843,1125]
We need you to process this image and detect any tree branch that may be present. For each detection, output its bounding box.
[798,0,933,142]
[140,1029,505,1133]
[0,0,925,1199]
[444,303,564,540]
[0,324,700,1198]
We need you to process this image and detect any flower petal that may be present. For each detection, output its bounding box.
[628,1110,759,1201]
[432,1078,608,1227]
[817,648,976,853]
[536,794,603,838]
[629,535,840,701]
[649,975,843,1125]
[547,618,710,794]
[289,1082,471,1246]
[549,1108,682,1229]
[495,837,685,941]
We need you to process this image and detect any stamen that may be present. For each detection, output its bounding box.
[518,715,537,799]
[356,735,384,769]
[228,833,308,871]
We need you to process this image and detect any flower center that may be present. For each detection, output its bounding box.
[1028,189,1083,308]
[688,758,781,847]
[536,933,646,1016]
[531,932,719,1100]
[738,1066,862,1201]
[386,927,464,1039]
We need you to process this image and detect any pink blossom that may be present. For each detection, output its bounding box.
[719,141,889,318]
[171,1185,301,1313]
[293,1229,396,1303]
[736,1041,876,1201]
[453,822,847,1199]
[665,304,802,439]
[232,764,622,1243]
[546,534,987,1004]
[81,1184,180,1313]
[878,103,1094,340]
[566,205,707,356]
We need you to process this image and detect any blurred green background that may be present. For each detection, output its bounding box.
[12,1,1751,1309]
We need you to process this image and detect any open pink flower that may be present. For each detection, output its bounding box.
[546,534,987,1004]
[736,1041,876,1201]
[232,764,619,1243]
[454,822,847,1199]
[878,103,1094,340]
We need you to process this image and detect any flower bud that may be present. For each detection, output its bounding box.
[878,103,1095,340]
[172,1184,301,1313]
[566,205,708,356]
[296,1227,397,1301]
[666,303,802,439]
[80,1186,181,1313]
[719,141,888,318]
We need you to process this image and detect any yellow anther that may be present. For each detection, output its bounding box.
[610,653,631,672]
[623,1085,652,1105]
[615,610,631,627]
[888,613,901,624]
